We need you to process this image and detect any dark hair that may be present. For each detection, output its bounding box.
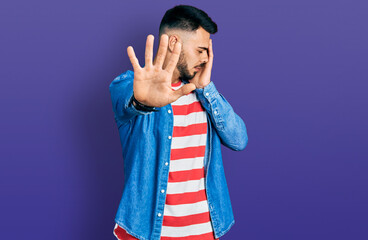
[159,5,218,36]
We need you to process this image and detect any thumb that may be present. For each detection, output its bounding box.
[170,83,196,102]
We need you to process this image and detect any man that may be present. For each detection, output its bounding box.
[109,5,248,240]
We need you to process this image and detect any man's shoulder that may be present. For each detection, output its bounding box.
[109,70,134,91]
[113,70,134,82]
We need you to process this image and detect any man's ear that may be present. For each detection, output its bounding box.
[168,35,179,52]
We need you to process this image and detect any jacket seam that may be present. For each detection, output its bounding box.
[217,219,235,238]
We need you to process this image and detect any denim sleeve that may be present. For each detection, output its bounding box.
[194,81,248,151]
[109,74,156,125]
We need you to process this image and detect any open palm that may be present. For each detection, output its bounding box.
[127,34,196,108]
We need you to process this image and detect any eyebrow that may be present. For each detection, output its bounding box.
[198,47,208,51]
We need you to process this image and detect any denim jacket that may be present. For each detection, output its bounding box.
[109,70,248,240]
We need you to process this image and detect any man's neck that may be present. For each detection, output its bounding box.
[171,70,181,85]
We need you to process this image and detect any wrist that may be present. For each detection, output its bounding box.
[131,94,159,112]
[198,81,211,89]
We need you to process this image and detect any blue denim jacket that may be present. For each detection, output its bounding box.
[109,70,248,240]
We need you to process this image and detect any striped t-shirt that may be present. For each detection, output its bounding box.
[113,80,218,240]
[159,80,217,240]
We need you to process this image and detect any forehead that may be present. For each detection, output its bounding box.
[185,27,210,47]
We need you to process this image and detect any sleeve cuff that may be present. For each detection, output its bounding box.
[195,81,219,103]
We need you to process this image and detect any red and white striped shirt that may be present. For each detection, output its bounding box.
[159,80,216,240]
[113,80,218,240]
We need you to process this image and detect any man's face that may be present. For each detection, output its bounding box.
[176,27,210,81]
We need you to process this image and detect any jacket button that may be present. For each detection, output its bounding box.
[157,213,162,217]
[168,136,172,139]
[161,189,165,193]
[206,92,209,96]
[214,110,218,115]
[165,162,168,166]
[168,110,172,113]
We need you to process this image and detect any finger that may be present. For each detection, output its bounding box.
[145,35,154,68]
[170,83,196,102]
[209,39,213,58]
[127,46,141,72]
[206,39,213,69]
[154,34,168,68]
[165,41,181,74]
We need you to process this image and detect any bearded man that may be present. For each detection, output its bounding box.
[109,5,248,240]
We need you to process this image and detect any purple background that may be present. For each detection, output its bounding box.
[1,0,367,239]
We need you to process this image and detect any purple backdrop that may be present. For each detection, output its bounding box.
[1,0,367,239]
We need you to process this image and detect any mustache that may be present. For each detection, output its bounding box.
[195,64,205,68]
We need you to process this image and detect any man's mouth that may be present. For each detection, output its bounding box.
[194,67,201,71]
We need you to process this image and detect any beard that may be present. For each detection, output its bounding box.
[176,51,198,82]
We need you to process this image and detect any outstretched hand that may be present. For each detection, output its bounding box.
[127,34,196,108]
